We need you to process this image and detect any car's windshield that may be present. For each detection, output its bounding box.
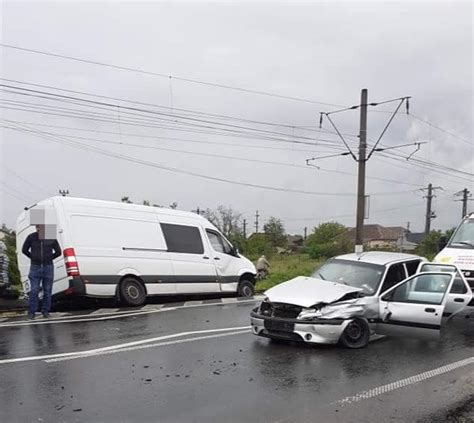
[311,259,385,295]
[449,219,474,249]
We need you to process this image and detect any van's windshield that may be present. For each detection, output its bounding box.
[449,219,474,249]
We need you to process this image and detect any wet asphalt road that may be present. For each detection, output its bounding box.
[0,299,473,423]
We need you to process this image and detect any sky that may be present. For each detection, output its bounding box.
[1,0,473,235]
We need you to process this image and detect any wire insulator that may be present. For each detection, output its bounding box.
[319,113,323,128]
[406,98,410,114]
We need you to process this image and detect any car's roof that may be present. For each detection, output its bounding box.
[334,251,423,266]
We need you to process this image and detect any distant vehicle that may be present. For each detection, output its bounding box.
[251,252,473,349]
[16,197,257,306]
[435,212,474,289]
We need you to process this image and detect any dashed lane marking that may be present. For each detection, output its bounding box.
[0,297,263,327]
[333,356,474,407]
[0,326,250,365]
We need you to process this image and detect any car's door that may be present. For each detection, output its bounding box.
[375,272,456,340]
[417,263,473,319]
[205,229,239,290]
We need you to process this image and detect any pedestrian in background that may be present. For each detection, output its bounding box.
[256,254,270,279]
[22,224,61,319]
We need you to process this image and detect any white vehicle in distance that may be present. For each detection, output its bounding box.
[17,197,257,306]
[250,252,473,349]
[435,212,474,289]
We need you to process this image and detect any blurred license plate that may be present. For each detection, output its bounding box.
[264,320,295,332]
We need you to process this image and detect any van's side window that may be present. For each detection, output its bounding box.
[161,223,204,254]
[206,230,232,255]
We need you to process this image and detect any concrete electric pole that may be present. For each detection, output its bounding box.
[254,210,260,233]
[455,188,472,218]
[243,219,247,239]
[422,183,442,235]
[355,89,368,253]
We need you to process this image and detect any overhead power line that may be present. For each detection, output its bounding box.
[0,44,343,107]
[4,122,367,197]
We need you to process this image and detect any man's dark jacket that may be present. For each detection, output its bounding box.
[22,233,61,265]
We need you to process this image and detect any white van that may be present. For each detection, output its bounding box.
[435,212,474,289]
[16,197,257,306]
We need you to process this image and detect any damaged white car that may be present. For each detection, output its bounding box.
[250,252,473,348]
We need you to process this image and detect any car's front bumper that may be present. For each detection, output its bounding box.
[250,309,351,344]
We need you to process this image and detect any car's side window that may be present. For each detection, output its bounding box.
[380,263,406,293]
[405,260,421,276]
[450,277,468,294]
[388,274,452,305]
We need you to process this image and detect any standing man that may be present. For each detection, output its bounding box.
[256,255,270,279]
[22,225,61,319]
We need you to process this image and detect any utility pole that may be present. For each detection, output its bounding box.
[422,183,442,235]
[314,90,411,254]
[243,219,247,239]
[254,210,260,233]
[355,89,368,253]
[455,188,472,218]
[304,227,307,241]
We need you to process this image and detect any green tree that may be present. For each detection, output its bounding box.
[305,222,352,259]
[244,234,273,258]
[263,217,287,248]
[121,196,133,203]
[415,229,454,259]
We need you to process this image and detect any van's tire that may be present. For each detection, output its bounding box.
[119,277,146,307]
[237,280,255,297]
[338,318,370,349]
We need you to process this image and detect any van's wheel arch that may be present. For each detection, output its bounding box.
[237,277,255,297]
[338,318,370,349]
[119,276,147,307]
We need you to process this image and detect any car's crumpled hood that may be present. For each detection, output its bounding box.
[264,276,364,308]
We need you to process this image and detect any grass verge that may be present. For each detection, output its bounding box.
[255,254,322,293]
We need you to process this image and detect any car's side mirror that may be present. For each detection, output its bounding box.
[381,292,393,302]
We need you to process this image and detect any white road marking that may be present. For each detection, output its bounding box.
[45,330,251,363]
[184,300,203,306]
[0,297,263,327]
[333,356,474,407]
[0,326,250,365]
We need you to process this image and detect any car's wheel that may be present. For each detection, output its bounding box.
[120,277,146,307]
[339,318,370,349]
[238,280,255,297]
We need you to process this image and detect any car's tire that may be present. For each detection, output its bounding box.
[238,280,255,297]
[119,277,146,307]
[339,318,370,349]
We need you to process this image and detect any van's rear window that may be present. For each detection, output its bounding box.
[161,223,204,254]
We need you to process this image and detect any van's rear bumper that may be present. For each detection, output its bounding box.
[68,277,86,296]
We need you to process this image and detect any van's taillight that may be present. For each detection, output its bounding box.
[63,248,80,277]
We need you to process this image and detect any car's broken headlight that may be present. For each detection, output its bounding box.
[259,300,273,316]
[298,307,319,320]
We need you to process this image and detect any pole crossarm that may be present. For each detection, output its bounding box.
[367,97,411,159]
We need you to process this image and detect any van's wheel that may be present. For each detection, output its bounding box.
[339,318,370,349]
[238,280,255,297]
[119,277,146,307]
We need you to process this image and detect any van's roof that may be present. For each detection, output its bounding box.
[41,196,209,221]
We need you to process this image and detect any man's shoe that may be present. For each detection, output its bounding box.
[28,313,35,320]
[42,313,50,319]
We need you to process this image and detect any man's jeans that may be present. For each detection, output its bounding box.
[28,264,54,315]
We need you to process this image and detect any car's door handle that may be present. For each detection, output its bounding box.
[425,308,436,313]
[214,257,221,261]
[454,298,465,303]
[203,256,210,260]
